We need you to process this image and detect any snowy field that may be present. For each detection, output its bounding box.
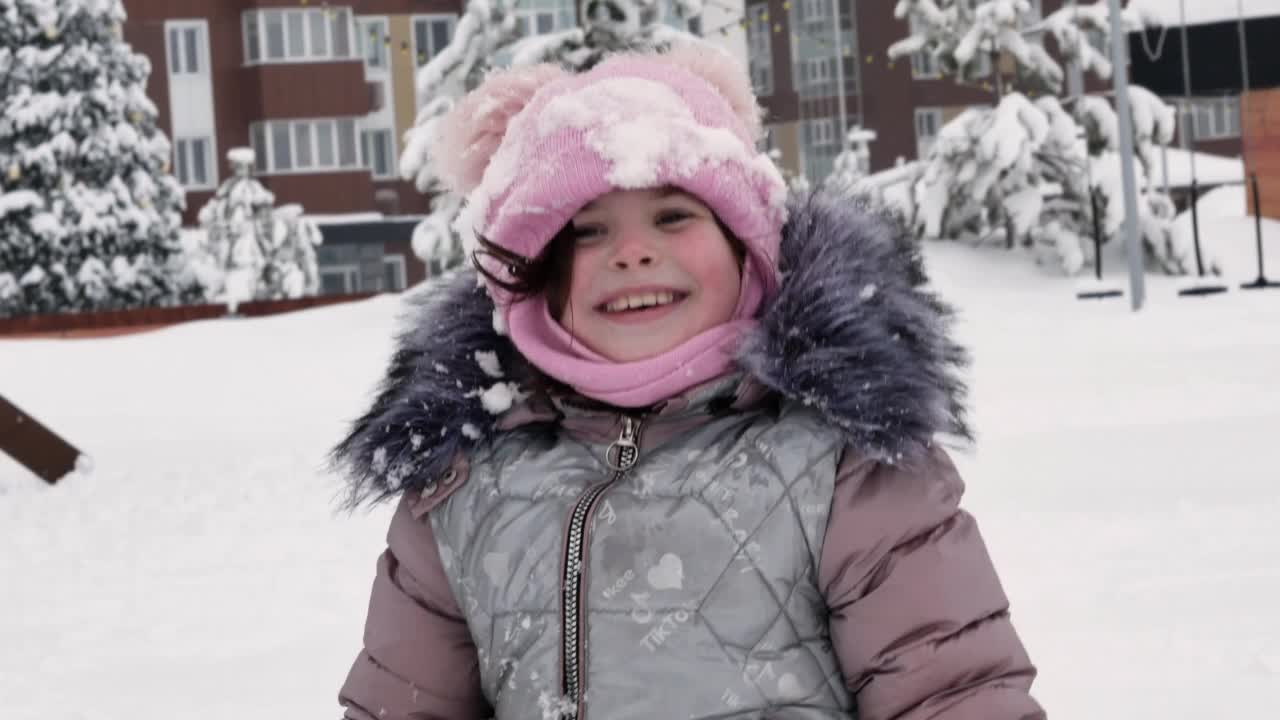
[3,197,1279,718]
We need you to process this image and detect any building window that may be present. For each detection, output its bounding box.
[382,255,407,292]
[361,128,396,179]
[357,18,389,69]
[514,10,558,36]
[337,118,357,166]
[174,136,214,189]
[294,122,314,169]
[167,21,207,75]
[806,118,836,147]
[243,13,261,63]
[321,264,361,294]
[1179,96,1240,140]
[746,4,773,96]
[908,15,940,79]
[331,9,352,57]
[915,107,942,158]
[802,57,835,86]
[413,15,457,66]
[251,124,267,173]
[243,7,354,64]
[264,10,286,60]
[250,118,363,174]
[800,0,828,24]
[309,11,330,56]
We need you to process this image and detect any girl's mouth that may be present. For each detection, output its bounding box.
[595,290,689,322]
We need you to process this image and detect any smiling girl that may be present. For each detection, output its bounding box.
[334,47,1044,720]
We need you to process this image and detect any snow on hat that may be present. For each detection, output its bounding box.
[433,45,788,300]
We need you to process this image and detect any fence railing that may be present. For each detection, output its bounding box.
[0,292,378,337]
[1085,172,1278,299]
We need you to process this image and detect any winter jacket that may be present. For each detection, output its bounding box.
[333,190,1045,720]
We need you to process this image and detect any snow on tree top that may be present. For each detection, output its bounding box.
[0,190,44,217]
[227,147,256,166]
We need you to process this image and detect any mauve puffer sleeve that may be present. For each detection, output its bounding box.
[340,495,491,720]
[819,446,1045,720]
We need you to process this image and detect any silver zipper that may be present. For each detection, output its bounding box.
[560,415,642,718]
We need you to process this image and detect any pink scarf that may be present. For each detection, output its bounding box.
[505,264,766,408]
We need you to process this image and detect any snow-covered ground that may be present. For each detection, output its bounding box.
[2,204,1279,718]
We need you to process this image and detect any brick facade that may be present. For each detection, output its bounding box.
[1243,87,1280,219]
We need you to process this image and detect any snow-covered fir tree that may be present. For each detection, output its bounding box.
[400,0,708,273]
[187,149,321,312]
[0,0,189,317]
[885,0,1207,275]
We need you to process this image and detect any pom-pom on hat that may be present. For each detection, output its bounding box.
[433,45,789,302]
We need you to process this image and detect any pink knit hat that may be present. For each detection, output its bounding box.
[433,46,789,407]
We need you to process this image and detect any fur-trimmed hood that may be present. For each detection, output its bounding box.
[331,188,969,506]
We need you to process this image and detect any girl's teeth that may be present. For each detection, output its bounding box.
[605,292,679,313]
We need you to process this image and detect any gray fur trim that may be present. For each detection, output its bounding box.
[735,190,970,463]
[329,272,535,508]
[331,188,969,506]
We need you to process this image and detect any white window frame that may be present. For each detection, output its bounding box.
[908,15,940,79]
[805,57,834,86]
[173,136,216,190]
[357,17,390,70]
[361,127,396,179]
[809,118,836,147]
[915,107,942,158]
[747,3,773,97]
[166,19,209,76]
[321,264,361,295]
[249,118,364,175]
[381,255,407,292]
[242,7,355,65]
[514,9,558,37]
[1180,96,1240,140]
[801,0,826,24]
[412,14,458,67]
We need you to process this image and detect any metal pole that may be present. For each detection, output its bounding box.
[1251,174,1265,284]
[1189,179,1204,275]
[1237,0,1250,104]
[1160,142,1170,195]
[1107,0,1145,310]
[1179,0,1197,184]
[1091,192,1104,281]
[830,0,848,152]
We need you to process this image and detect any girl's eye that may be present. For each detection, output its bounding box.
[657,210,693,226]
[571,225,605,243]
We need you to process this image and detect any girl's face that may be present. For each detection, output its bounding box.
[556,187,742,362]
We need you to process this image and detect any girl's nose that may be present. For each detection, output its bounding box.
[609,234,658,270]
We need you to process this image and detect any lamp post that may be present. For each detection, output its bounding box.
[1106,0,1145,310]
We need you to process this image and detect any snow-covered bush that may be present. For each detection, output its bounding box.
[830,126,878,190]
[401,0,711,273]
[0,0,189,317]
[886,0,1206,275]
[185,149,322,312]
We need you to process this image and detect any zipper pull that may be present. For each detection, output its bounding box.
[605,416,641,472]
